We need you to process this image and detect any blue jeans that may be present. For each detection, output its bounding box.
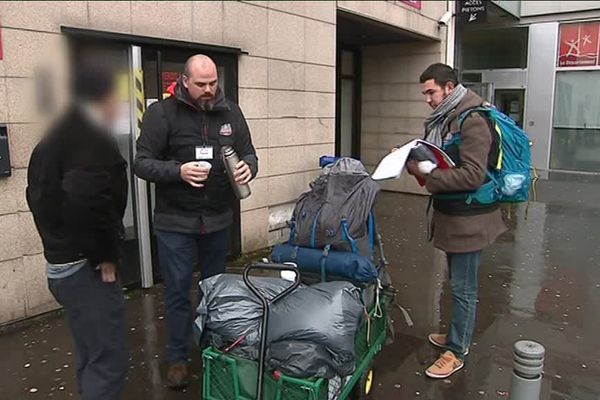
[48,264,128,400]
[155,228,229,364]
[446,251,481,361]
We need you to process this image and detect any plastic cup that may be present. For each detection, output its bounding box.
[195,161,212,172]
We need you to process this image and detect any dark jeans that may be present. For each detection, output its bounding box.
[446,251,482,361]
[155,228,229,364]
[48,264,128,400]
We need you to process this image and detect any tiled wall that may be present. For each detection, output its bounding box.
[228,1,337,251]
[340,0,450,194]
[361,41,447,194]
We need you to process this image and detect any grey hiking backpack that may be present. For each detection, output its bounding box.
[288,158,380,257]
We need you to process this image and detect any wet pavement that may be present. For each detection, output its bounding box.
[1,171,600,399]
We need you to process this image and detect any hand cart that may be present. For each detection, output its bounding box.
[202,261,392,400]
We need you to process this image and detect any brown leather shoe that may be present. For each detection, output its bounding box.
[166,363,189,389]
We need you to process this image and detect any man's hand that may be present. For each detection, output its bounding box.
[406,160,427,180]
[234,161,252,185]
[100,262,117,283]
[180,162,210,188]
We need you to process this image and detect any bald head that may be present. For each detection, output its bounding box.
[184,54,217,77]
[182,54,219,104]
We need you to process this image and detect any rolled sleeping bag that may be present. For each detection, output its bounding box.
[271,244,378,284]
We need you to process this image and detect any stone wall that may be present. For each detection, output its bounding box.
[340,0,451,193]
[361,41,448,194]
[0,1,337,324]
[231,1,338,251]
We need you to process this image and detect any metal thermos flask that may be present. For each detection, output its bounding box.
[222,145,251,199]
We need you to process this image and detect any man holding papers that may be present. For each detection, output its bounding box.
[406,64,507,378]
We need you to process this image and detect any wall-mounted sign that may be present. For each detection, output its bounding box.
[558,21,600,67]
[386,1,422,10]
[458,0,487,24]
[162,71,180,98]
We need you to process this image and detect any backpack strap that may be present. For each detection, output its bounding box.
[458,106,489,128]
[367,211,376,259]
[287,219,296,245]
[320,245,331,283]
[310,208,324,248]
[459,106,503,170]
[341,218,359,254]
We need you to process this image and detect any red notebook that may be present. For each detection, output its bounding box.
[372,139,454,185]
[409,140,454,186]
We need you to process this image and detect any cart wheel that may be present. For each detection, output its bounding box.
[351,367,374,400]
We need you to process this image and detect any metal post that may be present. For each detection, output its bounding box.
[509,340,545,400]
[129,44,154,288]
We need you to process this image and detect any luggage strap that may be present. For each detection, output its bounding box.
[319,245,331,283]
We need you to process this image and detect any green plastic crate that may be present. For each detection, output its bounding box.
[202,295,389,400]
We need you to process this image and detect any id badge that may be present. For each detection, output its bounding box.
[195,146,214,160]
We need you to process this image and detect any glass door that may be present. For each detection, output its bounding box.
[494,89,525,128]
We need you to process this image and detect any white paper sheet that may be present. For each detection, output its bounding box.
[371,139,418,181]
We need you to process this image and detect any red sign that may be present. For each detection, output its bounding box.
[162,72,180,91]
[558,21,600,67]
[387,1,422,10]
[401,0,421,9]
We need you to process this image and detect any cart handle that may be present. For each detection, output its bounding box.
[242,262,300,400]
[242,262,301,305]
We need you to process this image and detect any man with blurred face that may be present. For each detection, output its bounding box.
[27,60,129,400]
[134,54,258,388]
[404,63,506,379]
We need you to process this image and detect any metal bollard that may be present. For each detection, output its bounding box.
[509,340,545,400]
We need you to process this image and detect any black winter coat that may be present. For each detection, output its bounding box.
[26,107,128,266]
[133,82,258,234]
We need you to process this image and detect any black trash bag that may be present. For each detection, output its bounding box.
[195,275,364,377]
[267,341,353,379]
[194,274,299,349]
[267,281,364,373]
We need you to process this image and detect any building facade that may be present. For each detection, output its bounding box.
[0,1,453,325]
[458,0,600,174]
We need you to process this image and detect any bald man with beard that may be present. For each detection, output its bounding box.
[134,54,258,388]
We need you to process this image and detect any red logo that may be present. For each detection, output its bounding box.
[558,22,600,67]
[219,123,233,136]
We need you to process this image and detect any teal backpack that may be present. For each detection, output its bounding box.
[441,106,532,205]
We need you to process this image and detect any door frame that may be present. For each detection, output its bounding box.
[62,27,244,287]
[128,45,154,287]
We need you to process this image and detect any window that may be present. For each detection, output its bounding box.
[461,28,529,70]
[550,71,600,172]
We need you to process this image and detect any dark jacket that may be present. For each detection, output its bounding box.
[133,80,258,234]
[425,90,507,253]
[26,106,128,266]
